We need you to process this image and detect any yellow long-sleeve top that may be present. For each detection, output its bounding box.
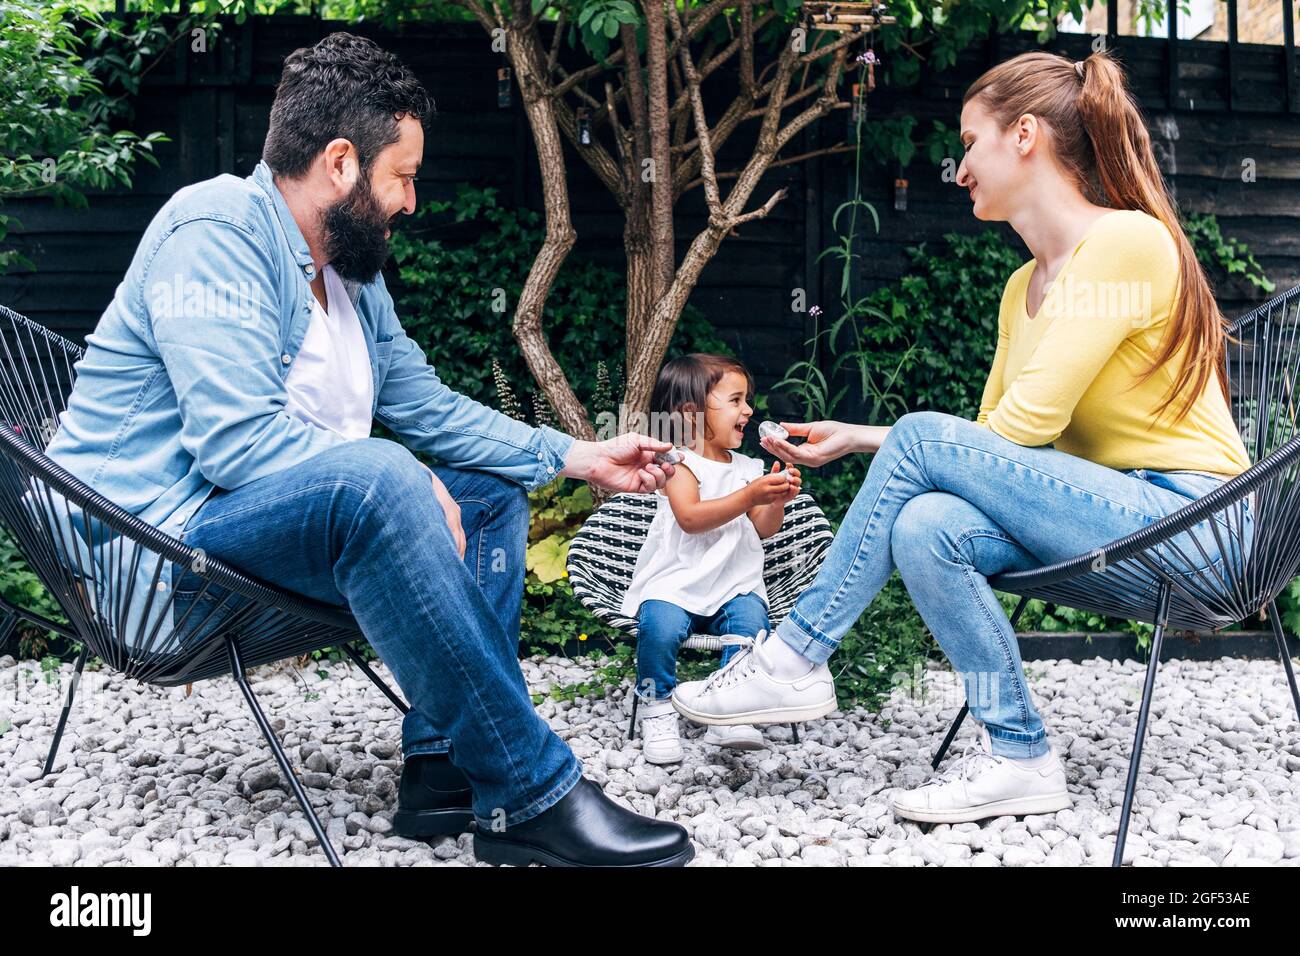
[976,209,1252,478]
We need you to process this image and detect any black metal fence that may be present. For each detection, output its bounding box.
[4,7,1300,390]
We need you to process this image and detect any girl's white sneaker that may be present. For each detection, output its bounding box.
[638,697,684,765]
[703,723,767,751]
[672,631,836,725]
[891,724,1071,824]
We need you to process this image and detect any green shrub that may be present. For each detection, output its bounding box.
[0,529,73,661]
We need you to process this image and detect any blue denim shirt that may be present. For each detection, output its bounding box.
[43,160,572,648]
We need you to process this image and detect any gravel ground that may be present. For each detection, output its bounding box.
[1,651,1298,866]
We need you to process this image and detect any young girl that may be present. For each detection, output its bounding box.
[619,353,801,764]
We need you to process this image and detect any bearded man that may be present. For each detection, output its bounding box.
[45,32,691,868]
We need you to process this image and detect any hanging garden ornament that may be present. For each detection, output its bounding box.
[497,66,512,108]
[850,82,867,129]
[577,107,592,146]
[802,2,895,33]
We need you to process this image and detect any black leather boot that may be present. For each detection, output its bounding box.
[392,752,474,838]
[472,777,693,867]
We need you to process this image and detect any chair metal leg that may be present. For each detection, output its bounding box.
[1113,582,1171,868]
[627,691,640,741]
[341,641,409,714]
[1266,600,1300,725]
[931,702,969,770]
[0,611,17,654]
[790,723,799,744]
[930,595,1030,769]
[226,636,341,867]
[42,643,88,777]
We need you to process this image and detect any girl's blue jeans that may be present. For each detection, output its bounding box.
[635,591,770,701]
[775,411,1253,759]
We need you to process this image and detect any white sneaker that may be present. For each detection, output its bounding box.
[672,631,836,726]
[637,697,684,765]
[891,724,1071,824]
[703,723,767,751]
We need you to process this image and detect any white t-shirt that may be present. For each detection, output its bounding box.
[283,264,375,441]
[619,446,769,618]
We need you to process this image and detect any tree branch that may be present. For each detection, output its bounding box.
[667,2,722,219]
[680,140,854,193]
[642,0,676,299]
[739,0,756,99]
[547,10,566,72]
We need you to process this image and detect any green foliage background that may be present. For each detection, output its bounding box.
[2,1,1295,718]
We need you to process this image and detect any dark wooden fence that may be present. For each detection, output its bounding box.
[3,14,1299,399]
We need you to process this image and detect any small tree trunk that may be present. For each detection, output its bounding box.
[506,26,597,442]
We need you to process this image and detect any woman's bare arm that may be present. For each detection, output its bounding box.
[760,421,891,464]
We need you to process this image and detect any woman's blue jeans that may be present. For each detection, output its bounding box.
[635,591,770,701]
[169,437,581,830]
[775,411,1253,759]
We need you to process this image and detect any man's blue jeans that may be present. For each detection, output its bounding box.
[775,411,1253,759]
[635,591,770,701]
[169,437,581,829]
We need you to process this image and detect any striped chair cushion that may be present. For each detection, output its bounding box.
[566,492,835,647]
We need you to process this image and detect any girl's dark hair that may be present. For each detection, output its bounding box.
[263,32,434,178]
[649,353,754,444]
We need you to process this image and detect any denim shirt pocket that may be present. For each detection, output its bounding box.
[370,334,394,417]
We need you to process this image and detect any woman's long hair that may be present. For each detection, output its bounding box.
[964,50,1229,424]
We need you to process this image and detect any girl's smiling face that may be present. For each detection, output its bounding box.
[701,369,754,452]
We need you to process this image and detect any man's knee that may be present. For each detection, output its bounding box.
[327,437,434,515]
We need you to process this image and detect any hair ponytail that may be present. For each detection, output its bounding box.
[965,50,1230,424]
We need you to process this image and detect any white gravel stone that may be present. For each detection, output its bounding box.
[1,653,1296,866]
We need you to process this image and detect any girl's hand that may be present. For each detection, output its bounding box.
[779,464,802,503]
[759,420,864,467]
[746,463,793,506]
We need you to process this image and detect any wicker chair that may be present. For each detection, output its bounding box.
[0,304,415,866]
[564,490,835,741]
[929,284,1300,866]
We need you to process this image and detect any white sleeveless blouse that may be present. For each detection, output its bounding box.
[619,446,769,618]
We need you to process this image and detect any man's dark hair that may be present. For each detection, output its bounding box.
[263,32,434,177]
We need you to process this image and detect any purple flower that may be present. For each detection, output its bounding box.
[809,305,823,317]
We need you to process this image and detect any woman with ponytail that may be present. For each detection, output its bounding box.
[669,50,1253,824]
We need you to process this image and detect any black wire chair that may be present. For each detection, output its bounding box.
[928,284,1300,867]
[0,304,414,867]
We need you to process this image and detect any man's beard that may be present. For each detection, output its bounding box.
[321,171,393,284]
